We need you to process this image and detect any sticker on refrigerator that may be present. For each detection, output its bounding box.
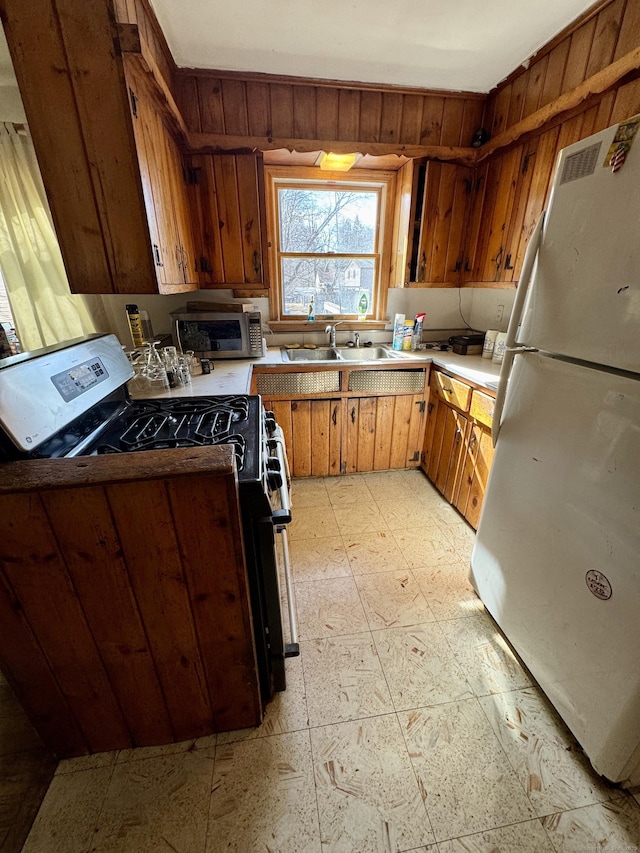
[585,570,612,600]
[603,115,640,168]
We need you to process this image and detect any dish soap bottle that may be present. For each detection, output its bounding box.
[357,291,368,321]
[308,296,315,322]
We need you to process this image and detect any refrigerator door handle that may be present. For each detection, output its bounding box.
[492,212,545,447]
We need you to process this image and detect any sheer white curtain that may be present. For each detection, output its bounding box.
[0,123,102,351]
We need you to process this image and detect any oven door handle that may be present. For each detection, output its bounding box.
[269,424,298,656]
[270,426,291,524]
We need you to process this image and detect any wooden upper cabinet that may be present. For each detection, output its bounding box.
[126,61,197,290]
[0,0,197,295]
[391,160,473,287]
[188,153,269,289]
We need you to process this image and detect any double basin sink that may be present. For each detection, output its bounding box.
[282,346,410,362]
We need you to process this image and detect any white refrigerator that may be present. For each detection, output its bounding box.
[470,116,640,785]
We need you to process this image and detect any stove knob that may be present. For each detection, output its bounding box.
[266,457,283,489]
[264,411,277,436]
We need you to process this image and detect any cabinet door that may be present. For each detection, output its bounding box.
[189,153,268,288]
[264,399,341,478]
[346,395,425,473]
[127,65,197,290]
[455,422,494,529]
[470,146,523,282]
[415,162,473,284]
[422,397,468,502]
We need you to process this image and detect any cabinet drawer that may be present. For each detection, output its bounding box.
[430,371,472,411]
[470,390,495,428]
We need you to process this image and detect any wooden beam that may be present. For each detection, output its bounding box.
[478,45,640,160]
[188,132,477,165]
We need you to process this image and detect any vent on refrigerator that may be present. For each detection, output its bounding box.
[559,142,602,184]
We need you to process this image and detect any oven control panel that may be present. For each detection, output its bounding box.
[51,357,109,402]
[0,334,133,453]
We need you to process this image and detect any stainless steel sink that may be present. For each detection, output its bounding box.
[282,345,401,362]
[283,347,340,361]
[335,347,396,360]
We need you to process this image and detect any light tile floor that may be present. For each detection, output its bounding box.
[21,470,640,852]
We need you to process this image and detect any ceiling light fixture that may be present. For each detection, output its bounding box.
[316,152,360,171]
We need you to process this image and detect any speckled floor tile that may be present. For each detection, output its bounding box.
[401,699,536,842]
[373,623,473,711]
[311,714,435,852]
[22,765,113,853]
[355,569,435,629]
[480,687,622,817]
[325,474,374,505]
[541,796,640,852]
[412,563,484,620]
[437,819,556,852]
[291,477,331,508]
[54,750,118,775]
[116,738,214,765]
[440,613,532,696]
[333,501,391,536]
[393,526,459,568]
[290,536,352,582]
[397,470,445,503]
[208,730,320,853]
[343,531,408,575]
[301,634,393,727]
[362,470,420,502]
[90,751,214,852]
[289,505,340,540]
[441,520,476,561]
[374,498,443,531]
[295,576,369,640]
[218,655,308,745]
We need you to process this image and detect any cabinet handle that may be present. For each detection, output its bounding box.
[153,244,163,267]
[253,250,261,276]
[351,407,356,424]
[505,253,514,270]
[332,406,337,426]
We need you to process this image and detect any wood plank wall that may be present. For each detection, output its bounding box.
[484,0,640,138]
[174,71,485,151]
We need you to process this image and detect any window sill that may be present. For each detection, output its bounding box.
[267,320,388,333]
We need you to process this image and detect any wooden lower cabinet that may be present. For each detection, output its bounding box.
[454,420,494,529]
[345,395,426,473]
[421,373,495,529]
[263,398,341,477]
[262,392,426,477]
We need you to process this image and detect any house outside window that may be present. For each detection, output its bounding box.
[264,167,397,321]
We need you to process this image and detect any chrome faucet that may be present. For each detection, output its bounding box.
[325,322,343,347]
[354,332,361,348]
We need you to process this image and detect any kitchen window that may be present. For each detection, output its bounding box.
[265,167,397,322]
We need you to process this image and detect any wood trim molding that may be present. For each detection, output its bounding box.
[188,132,477,164]
[477,45,640,160]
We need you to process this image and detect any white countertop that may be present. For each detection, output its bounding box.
[130,346,502,399]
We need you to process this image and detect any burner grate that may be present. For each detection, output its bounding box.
[95,397,250,472]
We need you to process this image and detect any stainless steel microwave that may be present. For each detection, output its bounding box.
[171,310,265,359]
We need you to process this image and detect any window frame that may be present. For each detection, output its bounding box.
[264,166,397,322]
